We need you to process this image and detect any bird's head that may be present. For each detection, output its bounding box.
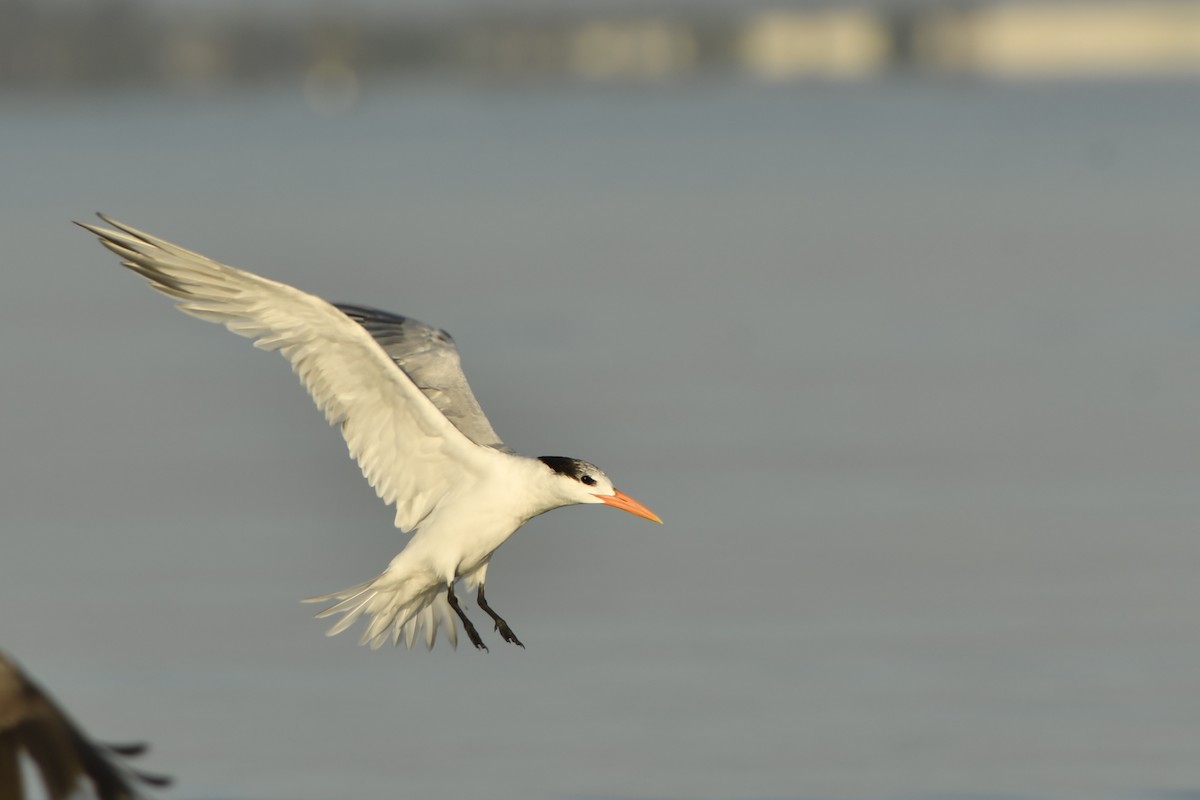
[537,456,662,524]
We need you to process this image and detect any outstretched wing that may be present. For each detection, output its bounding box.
[0,652,171,800]
[78,215,501,532]
[335,304,510,453]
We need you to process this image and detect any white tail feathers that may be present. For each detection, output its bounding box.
[304,575,459,650]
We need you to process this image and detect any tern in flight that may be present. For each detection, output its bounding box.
[0,651,170,800]
[79,216,662,652]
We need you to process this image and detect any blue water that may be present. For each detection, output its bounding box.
[3,80,1200,799]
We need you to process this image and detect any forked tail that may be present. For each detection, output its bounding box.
[303,575,459,650]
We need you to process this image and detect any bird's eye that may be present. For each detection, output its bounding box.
[580,475,597,486]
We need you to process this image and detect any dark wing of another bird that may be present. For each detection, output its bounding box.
[336,304,511,453]
[0,652,171,800]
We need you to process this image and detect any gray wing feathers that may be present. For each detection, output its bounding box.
[78,215,492,532]
[335,304,510,453]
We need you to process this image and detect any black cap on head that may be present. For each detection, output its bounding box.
[538,456,588,478]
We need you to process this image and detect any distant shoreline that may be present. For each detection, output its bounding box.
[5,1,1200,94]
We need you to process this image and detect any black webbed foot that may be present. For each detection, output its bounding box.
[477,585,524,649]
[446,583,488,652]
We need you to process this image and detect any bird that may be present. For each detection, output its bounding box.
[0,651,171,800]
[78,215,662,652]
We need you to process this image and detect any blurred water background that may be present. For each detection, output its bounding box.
[4,1,1200,799]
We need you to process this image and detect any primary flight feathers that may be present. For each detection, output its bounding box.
[79,215,660,652]
[0,652,170,800]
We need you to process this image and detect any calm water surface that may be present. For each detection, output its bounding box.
[2,81,1200,799]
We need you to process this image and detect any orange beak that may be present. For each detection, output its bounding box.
[595,489,663,524]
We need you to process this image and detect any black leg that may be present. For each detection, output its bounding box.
[477,585,524,649]
[446,583,487,651]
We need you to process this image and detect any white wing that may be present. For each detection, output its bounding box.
[79,215,497,532]
[335,304,510,453]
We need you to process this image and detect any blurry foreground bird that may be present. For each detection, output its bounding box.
[0,651,170,800]
[79,216,662,652]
